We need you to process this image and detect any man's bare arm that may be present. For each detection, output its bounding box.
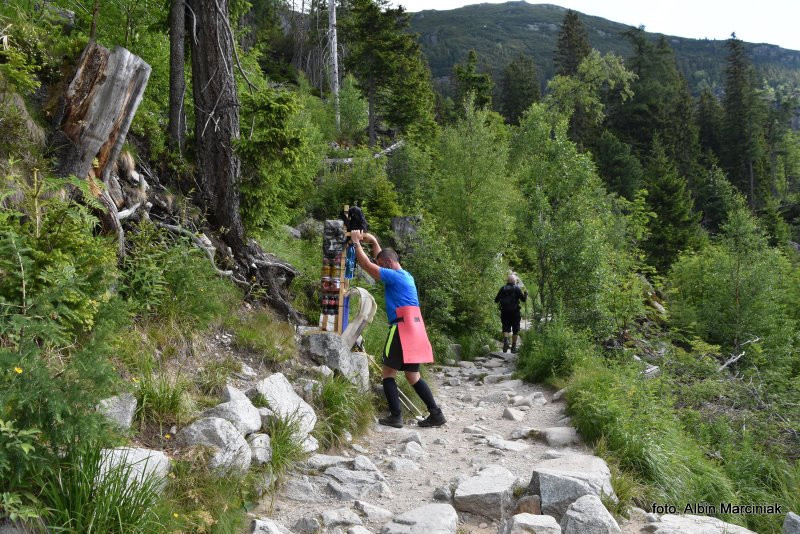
[351,230,381,281]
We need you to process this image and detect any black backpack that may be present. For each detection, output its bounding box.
[498,284,519,312]
[345,205,368,232]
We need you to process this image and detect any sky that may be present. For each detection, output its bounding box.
[390,0,800,51]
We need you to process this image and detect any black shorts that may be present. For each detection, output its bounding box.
[501,309,521,334]
[382,324,420,372]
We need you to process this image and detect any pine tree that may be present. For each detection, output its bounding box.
[642,137,701,272]
[696,87,723,161]
[498,53,540,125]
[590,129,643,200]
[721,34,768,207]
[453,50,494,110]
[342,0,435,145]
[554,9,590,76]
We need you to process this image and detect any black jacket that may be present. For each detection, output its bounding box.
[495,283,527,313]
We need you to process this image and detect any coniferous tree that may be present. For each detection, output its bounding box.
[453,50,494,110]
[696,87,724,161]
[554,9,590,76]
[498,54,540,125]
[342,0,434,145]
[721,34,768,207]
[590,129,643,200]
[642,137,701,272]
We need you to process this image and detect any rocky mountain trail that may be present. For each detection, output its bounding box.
[248,348,657,534]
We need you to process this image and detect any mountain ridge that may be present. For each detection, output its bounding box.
[408,1,800,95]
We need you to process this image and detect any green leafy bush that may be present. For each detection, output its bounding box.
[517,320,594,382]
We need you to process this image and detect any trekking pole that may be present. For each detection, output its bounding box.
[364,352,425,419]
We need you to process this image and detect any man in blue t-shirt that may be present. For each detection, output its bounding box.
[350,230,446,429]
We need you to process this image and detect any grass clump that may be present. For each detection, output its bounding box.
[228,309,295,364]
[195,357,241,396]
[312,375,376,449]
[39,442,165,533]
[135,371,190,428]
[265,414,307,481]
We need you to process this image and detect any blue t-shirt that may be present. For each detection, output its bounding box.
[379,267,420,323]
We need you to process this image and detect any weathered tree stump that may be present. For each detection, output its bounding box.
[56,41,151,255]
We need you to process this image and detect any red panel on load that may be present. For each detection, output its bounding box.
[395,306,434,364]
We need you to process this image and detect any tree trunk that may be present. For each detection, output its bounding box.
[57,41,151,256]
[188,0,303,323]
[368,84,376,146]
[168,0,186,155]
[328,0,340,132]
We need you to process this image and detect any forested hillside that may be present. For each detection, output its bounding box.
[409,1,800,98]
[1,0,799,533]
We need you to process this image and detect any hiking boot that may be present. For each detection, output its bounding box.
[378,413,403,428]
[417,410,446,428]
[502,340,510,353]
[511,344,518,353]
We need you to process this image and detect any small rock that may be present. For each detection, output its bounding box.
[457,361,476,368]
[453,464,517,520]
[322,508,362,527]
[503,407,525,422]
[250,518,290,534]
[176,417,250,472]
[203,399,262,436]
[353,455,381,473]
[445,377,461,386]
[499,513,560,534]
[434,437,450,445]
[96,393,137,430]
[386,458,420,471]
[560,495,620,533]
[221,385,249,402]
[444,358,457,366]
[235,363,257,379]
[534,427,580,447]
[247,434,272,465]
[552,388,566,401]
[401,431,424,446]
[348,527,372,534]
[99,447,170,492]
[303,435,320,453]
[542,449,564,459]
[510,427,534,440]
[463,425,488,435]
[342,430,353,443]
[481,391,510,404]
[316,365,334,378]
[307,454,352,470]
[487,436,531,452]
[434,486,452,501]
[293,516,321,534]
[355,500,394,522]
[352,443,368,454]
[403,441,426,458]
[381,503,458,534]
[479,523,488,529]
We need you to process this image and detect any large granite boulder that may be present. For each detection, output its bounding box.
[98,447,170,491]
[381,503,458,534]
[298,332,369,391]
[785,512,800,534]
[559,495,620,534]
[246,373,317,439]
[453,464,517,519]
[176,417,251,472]
[529,452,615,520]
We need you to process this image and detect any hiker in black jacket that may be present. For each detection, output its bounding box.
[495,273,528,353]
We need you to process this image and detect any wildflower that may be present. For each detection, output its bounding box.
[132,377,140,383]
[13,367,22,374]
[165,433,172,440]
[173,513,179,518]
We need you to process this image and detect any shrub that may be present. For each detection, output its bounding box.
[517,320,594,382]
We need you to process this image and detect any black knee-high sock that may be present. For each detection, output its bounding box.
[382,377,402,416]
[412,379,440,414]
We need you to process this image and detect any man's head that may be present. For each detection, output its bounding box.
[376,248,400,269]
[507,273,517,285]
